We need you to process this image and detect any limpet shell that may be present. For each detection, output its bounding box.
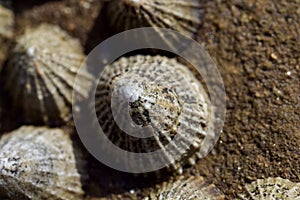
[95,55,211,173]
[5,24,91,125]
[105,0,202,37]
[0,0,14,70]
[0,126,86,200]
[145,176,225,200]
[239,177,300,200]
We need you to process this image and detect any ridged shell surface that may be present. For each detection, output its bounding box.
[145,176,225,200]
[0,0,14,70]
[5,24,91,125]
[105,0,202,37]
[239,177,300,200]
[0,126,85,200]
[95,55,211,172]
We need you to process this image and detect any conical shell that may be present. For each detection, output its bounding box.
[105,0,202,37]
[145,176,225,200]
[95,55,211,172]
[0,0,14,70]
[239,177,300,200]
[5,24,92,125]
[0,126,86,200]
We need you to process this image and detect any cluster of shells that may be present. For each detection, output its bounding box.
[0,0,299,199]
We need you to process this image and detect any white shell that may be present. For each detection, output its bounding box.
[239,177,300,200]
[105,0,202,37]
[146,176,225,200]
[0,126,86,200]
[95,55,211,172]
[5,24,92,125]
[0,0,14,70]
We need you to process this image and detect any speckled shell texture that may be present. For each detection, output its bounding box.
[5,24,91,125]
[0,126,85,200]
[239,177,300,200]
[146,176,225,200]
[0,0,14,70]
[105,0,202,37]
[95,55,211,172]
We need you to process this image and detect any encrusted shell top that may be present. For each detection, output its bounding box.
[0,126,86,200]
[5,24,91,125]
[105,0,202,37]
[239,177,300,200]
[95,55,211,173]
[145,176,225,200]
[0,0,14,70]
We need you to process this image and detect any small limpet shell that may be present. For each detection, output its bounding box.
[5,24,91,125]
[239,177,300,200]
[105,0,202,37]
[0,126,86,200]
[0,0,14,70]
[145,176,225,200]
[95,55,211,173]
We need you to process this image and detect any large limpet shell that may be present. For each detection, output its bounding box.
[145,176,225,200]
[239,177,300,200]
[0,0,14,70]
[5,24,91,125]
[105,0,202,37]
[0,126,86,200]
[95,55,211,173]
